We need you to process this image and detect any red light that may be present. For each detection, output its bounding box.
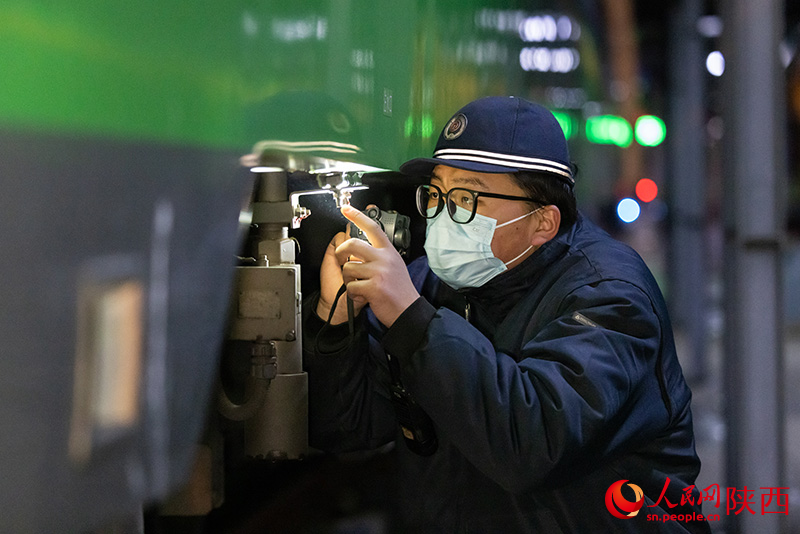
[635,178,658,203]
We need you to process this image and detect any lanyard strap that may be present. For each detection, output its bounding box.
[315,284,404,389]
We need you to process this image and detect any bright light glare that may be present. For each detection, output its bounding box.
[550,111,576,139]
[518,14,579,42]
[617,198,641,223]
[706,51,725,77]
[585,115,633,147]
[556,16,572,40]
[634,115,666,147]
[635,178,658,203]
[309,163,388,174]
[519,47,580,73]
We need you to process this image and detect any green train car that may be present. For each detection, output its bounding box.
[0,1,617,532]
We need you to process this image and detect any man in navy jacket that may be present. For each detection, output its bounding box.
[304,96,710,533]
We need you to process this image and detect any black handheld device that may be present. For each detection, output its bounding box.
[349,205,411,255]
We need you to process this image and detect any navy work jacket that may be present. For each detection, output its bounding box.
[304,213,711,533]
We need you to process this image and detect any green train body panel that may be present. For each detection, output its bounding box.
[0,0,598,170]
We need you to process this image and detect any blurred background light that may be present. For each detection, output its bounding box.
[519,47,580,72]
[635,178,659,203]
[617,197,641,223]
[706,51,725,77]
[519,15,557,42]
[550,110,577,139]
[556,16,573,40]
[634,115,666,146]
[586,115,633,147]
[696,15,723,38]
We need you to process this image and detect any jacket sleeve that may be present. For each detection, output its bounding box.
[302,292,397,453]
[381,278,673,493]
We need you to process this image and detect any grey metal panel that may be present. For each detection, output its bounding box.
[0,129,250,533]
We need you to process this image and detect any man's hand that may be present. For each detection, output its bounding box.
[332,204,419,328]
[315,230,359,325]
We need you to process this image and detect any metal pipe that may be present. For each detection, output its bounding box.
[216,376,269,422]
[256,171,289,203]
[721,1,787,532]
[217,341,277,422]
[667,0,708,381]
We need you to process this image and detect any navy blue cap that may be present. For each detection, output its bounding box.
[400,96,573,185]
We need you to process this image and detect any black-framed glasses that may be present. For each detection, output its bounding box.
[415,184,544,224]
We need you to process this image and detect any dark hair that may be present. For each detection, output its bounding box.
[512,171,577,230]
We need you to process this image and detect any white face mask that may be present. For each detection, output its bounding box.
[424,205,540,289]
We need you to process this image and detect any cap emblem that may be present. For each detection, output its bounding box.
[443,113,468,140]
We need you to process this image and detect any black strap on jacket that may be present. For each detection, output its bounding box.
[313,283,438,456]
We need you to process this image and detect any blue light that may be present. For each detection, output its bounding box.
[616,198,641,223]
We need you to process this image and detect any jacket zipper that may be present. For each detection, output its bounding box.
[464,302,471,323]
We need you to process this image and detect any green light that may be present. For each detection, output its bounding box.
[404,116,414,138]
[585,115,633,147]
[421,114,434,138]
[404,114,434,138]
[550,111,576,140]
[635,115,666,146]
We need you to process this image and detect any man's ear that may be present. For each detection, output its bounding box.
[531,205,561,247]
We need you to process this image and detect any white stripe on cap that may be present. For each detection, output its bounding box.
[434,148,573,181]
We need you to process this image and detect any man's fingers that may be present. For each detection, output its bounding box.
[343,279,369,305]
[341,260,377,283]
[322,232,354,268]
[328,231,348,250]
[334,237,376,265]
[341,204,392,249]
